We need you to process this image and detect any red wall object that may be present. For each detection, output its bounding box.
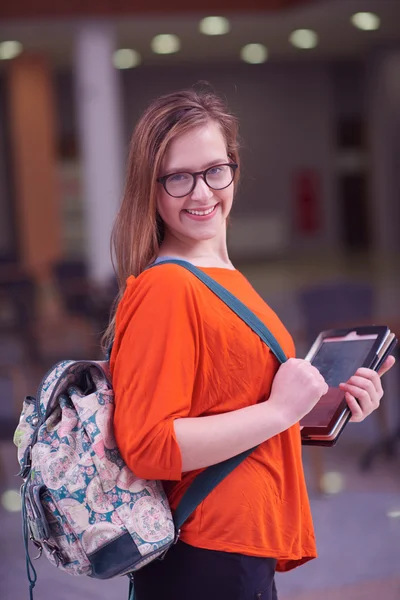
[294,170,322,235]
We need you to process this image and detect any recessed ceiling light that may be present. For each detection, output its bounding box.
[387,509,400,519]
[113,49,141,69]
[240,43,268,64]
[199,16,230,36]
[151,34,180,55]
[0,40,23,60]
[351,12,380,31]
[289,29,318,50]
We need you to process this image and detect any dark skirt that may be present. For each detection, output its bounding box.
[133,541,278,600]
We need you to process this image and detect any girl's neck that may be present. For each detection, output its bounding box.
[159,234,234,270]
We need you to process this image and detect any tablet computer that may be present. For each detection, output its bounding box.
[300,325,397,447]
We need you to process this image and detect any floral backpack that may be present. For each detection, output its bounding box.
[14,259,286,599]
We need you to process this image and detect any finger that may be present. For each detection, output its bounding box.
[339,382,378,412]
[340,374,381,397]
[346,392,364,422]
[352,368,383,394]
[377,354,396,377]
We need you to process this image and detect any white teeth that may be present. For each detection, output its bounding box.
[186,205,216,216]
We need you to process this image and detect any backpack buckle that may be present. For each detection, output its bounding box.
[174,529,181,544]
[30,538,43,560]
[18,445,32,478]
[43,540,64,566]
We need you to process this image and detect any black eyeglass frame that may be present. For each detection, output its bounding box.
[157,163,238,198]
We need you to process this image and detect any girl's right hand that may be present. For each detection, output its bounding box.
[268,358,328,428]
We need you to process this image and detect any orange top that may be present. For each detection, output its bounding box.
[111,263,317,572]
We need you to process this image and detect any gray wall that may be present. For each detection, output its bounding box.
[121,63,337,253]
[4,60,390,261]
[0,76,15,260]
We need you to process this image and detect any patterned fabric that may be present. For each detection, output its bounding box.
[14,360,176,578]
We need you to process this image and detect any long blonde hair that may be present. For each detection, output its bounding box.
[102,88,240,349]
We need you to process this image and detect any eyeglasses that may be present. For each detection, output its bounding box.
[157,163,238,198]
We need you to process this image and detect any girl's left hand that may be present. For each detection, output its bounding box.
[339,355,396,422]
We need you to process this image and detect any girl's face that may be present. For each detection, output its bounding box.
[157,121,235,247]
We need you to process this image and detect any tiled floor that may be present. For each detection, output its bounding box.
[277,444,400,599]
[1,438,400,600]
[283,578,400,600]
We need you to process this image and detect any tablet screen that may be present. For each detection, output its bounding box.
[312,338,377,387]
[300,336,377,428]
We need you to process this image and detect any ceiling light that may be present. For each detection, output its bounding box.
[113,49,141,69]
[151,34,180,55]
[289,29,318,50]
[387,509,400,519]
[351,12,380,31]
[240,43,268,64]
[199,16,230,36]
[0,40,23,60]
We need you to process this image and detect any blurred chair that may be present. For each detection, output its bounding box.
[359,347,400,470]
[0,262,111,482]
[49,259,109,360]
[51,259,117,340]
[52,259,92,318]
[297,280,391,490]
[0,269,40,482]
[0,366,30,484]
[297,280,375,344]
[0,272,39,364]
[88,274,118,335]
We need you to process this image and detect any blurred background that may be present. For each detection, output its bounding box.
[0,0,400,598]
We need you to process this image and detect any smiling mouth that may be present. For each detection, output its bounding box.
[184,204,218,216]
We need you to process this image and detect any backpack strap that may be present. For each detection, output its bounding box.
[151,258,286,364]
[149,259,287,531]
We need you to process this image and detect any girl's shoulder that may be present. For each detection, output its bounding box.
[128,262,199,293]
[119,263,201,317]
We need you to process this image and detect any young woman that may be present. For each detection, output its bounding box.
[107,89,394,600]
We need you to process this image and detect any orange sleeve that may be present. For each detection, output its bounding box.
[111,265,200,481]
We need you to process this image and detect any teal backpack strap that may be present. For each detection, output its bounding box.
[150,258,287,529]
[150,258,287,363]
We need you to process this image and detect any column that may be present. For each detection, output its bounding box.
[74,22,124,285]
[7,54,62,283]
[367,50,400,257]
[0,77,14,261]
